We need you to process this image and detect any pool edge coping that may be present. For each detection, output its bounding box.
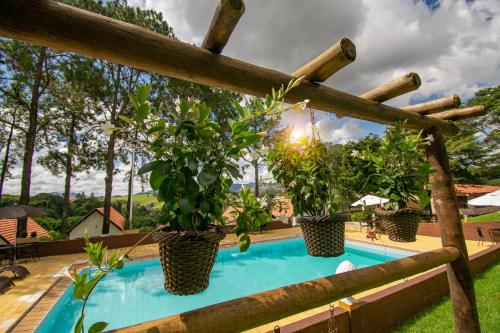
[8,234,418,333]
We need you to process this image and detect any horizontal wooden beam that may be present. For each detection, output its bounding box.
[430,105,487,121]
[202,0,245,53]
[360,72,421,103]
[403,95,461,115]
[291,38,356,82]
[0,0,459,136]
[116,247,460,333]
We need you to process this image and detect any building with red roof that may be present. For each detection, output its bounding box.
[69,207,125,239]
[453,184,500,216]
[0,217,49,245]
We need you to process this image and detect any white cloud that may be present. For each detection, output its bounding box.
[3,153,144,197]
[4,0,499,193]
[129,0,499,106]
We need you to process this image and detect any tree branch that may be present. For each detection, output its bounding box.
[0,117,27,134]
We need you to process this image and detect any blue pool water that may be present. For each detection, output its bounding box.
[35,238,413,332]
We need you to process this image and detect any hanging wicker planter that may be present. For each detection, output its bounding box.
[374,208,421,242]
[152,225,226,295]
[298,215,347,257]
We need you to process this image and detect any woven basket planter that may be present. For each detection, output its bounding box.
[375,208,421,242]
[297,215,347,257]
[152,226,226,295]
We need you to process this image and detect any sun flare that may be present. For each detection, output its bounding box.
[290,127,306,143]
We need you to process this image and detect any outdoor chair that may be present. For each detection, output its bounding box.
[0,265,30,279]
[358,219,372,232]
[0,275,15,294]
[15,242,40,261]
[0,245,15,264]
[476,228,485,246]
[488,229,500,244]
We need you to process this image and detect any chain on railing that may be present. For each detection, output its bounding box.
[328,303,338,333]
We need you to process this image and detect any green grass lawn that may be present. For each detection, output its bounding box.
[467,211,500,222]
[112,192,161,208]
[485,178,500,186]
[392,261,500,333]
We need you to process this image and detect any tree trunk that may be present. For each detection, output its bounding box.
[253,159,259,197]
[102,130,116,235]
[124,132,138,230]
[125,168,133,230]
[102,65,121,234]
[0,112,15,201]
[61,116,76,236]
[18,46,46,237]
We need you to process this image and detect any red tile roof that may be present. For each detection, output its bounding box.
[96,207,125,230]
[222,198,294,223]
[271,198,294,218]
[0,217,49,244]
[454,184,500,195]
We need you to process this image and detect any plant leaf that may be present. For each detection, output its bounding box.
[74,314,84,333]
[197,170,218,186]
[238,234,251,252]
[88,322,108,333]
[179,197,195,214]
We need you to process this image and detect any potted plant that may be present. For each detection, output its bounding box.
[126,81,306,294]
[267,137,346,257]
[359,122,433,242]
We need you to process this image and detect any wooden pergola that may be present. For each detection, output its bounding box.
[0,1,487,332]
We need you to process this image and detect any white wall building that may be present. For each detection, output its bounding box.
[69,207,125,239]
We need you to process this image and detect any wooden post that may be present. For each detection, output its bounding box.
[422,126,481,333]
[430,106,486,121]
[291,38,356,82]
[202,0,245,53]
[0,0,459,136]
[360,72,421,103]
[403,95,461,115]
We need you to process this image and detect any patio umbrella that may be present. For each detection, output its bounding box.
[0,205,47,219]
[351,195,389,207]
[467,190,500,206]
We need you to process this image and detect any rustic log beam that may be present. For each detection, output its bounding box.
[360,72,421,103]
[429,106,487,121]
[423,127,481,333]
[403,95,461,115]
[0,0,459,136]
[116,247,460,333]
[201,0,245,53]
[291,38,356,82]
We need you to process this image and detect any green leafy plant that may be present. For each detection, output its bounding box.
[124,79,307,250]
[228,188,271,251]
[267,138,338,216]
[68,233,147,333]
[350,211,370,222]
[358,122,433,210]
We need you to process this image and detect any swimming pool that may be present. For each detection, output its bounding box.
[35,238,413,332]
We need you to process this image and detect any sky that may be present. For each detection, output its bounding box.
[3,0,500,196]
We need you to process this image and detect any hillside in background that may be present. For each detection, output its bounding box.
[112,192,161,208]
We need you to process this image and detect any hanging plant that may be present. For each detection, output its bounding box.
[359,121,433,210]
[267,138,338,216]
[267,137,346,257]
[121,79,308,293]
[358,121,434,242]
